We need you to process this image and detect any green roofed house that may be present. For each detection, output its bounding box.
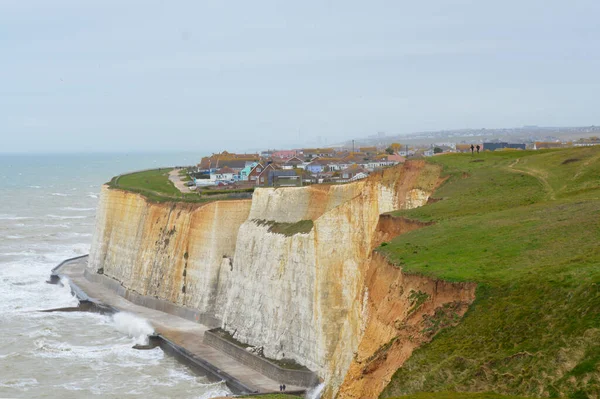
[239,162,258,181]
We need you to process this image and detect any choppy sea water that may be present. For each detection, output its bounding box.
[0,153,231,398]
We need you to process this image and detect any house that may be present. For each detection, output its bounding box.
[247,163,265,182]
[270,170,302,187]
[483,142,525,151]
[256,163,280,186]
[342,153,368,164]
[282,156,304,170]
[306,158,332,174]
[573,137,600,147]
[366,154,401,170]
[198,151,259,172]
[325,161,344,171]
[533,141,569,150]
[398,149,415,156]
[359,146,378,156]
[302,148,336,159]
[197,151,259,172]
[348,172,369,182]
[423,149,434,157]
[272,150,298,159]
[340,165,368,180]
[386,154,406,163]
[210,166,236,182]
[239,162,259,181]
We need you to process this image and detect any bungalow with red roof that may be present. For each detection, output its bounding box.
[272,150,298,159]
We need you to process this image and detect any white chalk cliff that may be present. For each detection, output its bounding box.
[89,161,476,398]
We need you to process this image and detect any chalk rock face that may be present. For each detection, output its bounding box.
[88,161,454,397]
[89,187,251,313]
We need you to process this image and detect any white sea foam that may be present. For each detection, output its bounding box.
[28,185,42,189]
[0,378,39,389]
[0,215,33,220]
[46,214,88,220]
[87,193,99,198]
[51,193,71,197]
[5,234,25,239]
[111,312,155,345]
[306,383,326,399]
[60,207,95,211]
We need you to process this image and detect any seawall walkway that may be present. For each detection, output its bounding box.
[51,256,305,395]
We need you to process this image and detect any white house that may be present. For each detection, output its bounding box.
[210,166,236,181]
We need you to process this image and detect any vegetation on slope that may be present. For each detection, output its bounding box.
[254,219,315,236]
[379,147,600,399]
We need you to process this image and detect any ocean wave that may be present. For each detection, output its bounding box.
[5,234,25,239]
[28,185,42,189]
[0,377,39,389]
[87,193,98,199]
[46,215,88,220]
[43,223,71,228]
[50,193,71,197]
[0,215,33,221]
[60,207,95,212]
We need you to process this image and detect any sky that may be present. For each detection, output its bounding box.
[1,0,599,153]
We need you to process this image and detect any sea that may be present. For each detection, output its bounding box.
[0,153,232,398]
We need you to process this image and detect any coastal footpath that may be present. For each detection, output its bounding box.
[86,160,477,399]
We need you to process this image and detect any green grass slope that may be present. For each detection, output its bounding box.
[108,169,211,203]
[379,147,600,399]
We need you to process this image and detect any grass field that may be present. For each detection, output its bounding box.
[107,168,241,203]
[379,147,600,399]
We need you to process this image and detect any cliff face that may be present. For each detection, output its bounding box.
[89,187,252,314]
[89,161,475,398]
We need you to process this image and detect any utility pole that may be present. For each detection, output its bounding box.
[352,140,355,153]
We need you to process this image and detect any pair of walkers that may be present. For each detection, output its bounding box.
[470,144,480,154]
[279,384,287,391]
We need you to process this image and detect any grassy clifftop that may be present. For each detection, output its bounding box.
[379,147,600,399]
[107,169,252,203]
[107,168,205,203]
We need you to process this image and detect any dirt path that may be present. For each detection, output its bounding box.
[507,158,556,200]
[169,169,193,193]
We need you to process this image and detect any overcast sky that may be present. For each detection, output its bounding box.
[1,1,599,153]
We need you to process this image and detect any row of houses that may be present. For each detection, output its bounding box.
[194,150,406,188]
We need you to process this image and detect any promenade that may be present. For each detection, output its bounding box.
[53,256,304,395]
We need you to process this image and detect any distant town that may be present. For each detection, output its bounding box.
[187,134,600,189]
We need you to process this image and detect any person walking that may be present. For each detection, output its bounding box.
[476,144,480,154]
[470,144,475,154]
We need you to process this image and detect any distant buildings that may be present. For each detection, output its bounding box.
[483,142,526,151]
[195,146,407,188]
